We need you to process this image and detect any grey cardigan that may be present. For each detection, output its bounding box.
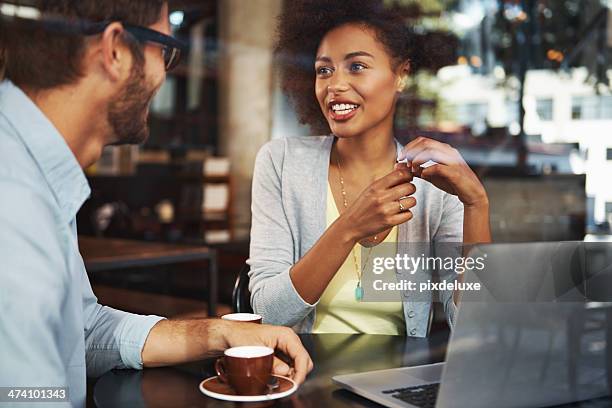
[247,135,464,337]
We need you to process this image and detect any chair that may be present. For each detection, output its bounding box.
[232,264,253,313]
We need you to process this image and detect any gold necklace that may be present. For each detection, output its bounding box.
[335,154,374,301]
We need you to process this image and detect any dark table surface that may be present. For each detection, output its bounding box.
[79,236,216,272]
[93,331,612,408]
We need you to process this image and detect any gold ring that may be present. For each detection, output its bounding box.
[399,199,405,212]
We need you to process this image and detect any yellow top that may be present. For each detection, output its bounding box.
[312,183,406,335]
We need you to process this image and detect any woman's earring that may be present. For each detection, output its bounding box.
[399,77,407,91]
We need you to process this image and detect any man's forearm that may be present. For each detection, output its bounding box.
[141,318,231,367]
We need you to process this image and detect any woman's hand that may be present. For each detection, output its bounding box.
[337,167,416,243]
[398,137,488,208]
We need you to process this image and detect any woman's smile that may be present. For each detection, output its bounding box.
[329,101,361,121]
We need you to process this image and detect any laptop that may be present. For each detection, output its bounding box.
[333,242,612,408]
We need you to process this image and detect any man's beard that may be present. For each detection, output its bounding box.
[107,59,158,146]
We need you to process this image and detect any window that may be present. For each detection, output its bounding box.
[505,100,520,124]
[607,148,612,161]
[453,102,488,126]
[581,96,600,120]
[536,98,553,121]
[606,202,612,217]
[572,95,612,120]
[601,96,612,119]
[571,97,582,119]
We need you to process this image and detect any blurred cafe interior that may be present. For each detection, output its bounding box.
[1,0,610,322]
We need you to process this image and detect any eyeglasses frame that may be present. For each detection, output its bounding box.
[83,20,185,71]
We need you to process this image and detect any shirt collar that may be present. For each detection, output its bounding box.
[395,139,403,159]
[0,80,91,223]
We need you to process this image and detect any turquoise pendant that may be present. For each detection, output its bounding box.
[355,283,364,301]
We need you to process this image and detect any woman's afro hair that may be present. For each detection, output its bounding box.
[275,0,416,134]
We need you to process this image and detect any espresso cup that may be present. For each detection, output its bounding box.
[215,346,274,395]
[221,313,263,324]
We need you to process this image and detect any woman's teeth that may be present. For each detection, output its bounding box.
[331,103,358,115]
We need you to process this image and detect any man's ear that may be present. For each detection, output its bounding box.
[99,22,131,82]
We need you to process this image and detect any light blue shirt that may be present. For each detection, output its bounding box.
[0,80,164,407]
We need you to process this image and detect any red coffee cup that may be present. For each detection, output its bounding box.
[215,346,274,395]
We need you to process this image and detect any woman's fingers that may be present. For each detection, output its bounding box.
[398,136,432,161]
[397,136,425,160]
[420,162,452,180]
[399,136,451,161]
[387,182,416,200]
[375,167,412,189]
[394,162,408,170]
[382,196,416,215]
[413,147,460,166]
[399,196,417,210]
[399,138,462,176]
[420,164,455,188]
[388,209,414,225]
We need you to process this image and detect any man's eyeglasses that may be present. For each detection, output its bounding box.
[84,20,185,71]
[8,16,186,71]
[122,23,184,71]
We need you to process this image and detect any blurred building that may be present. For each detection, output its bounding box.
[437,65,611,227]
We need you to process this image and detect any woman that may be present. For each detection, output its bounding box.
[247,0,491,337]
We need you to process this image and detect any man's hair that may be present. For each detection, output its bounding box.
[1,0,165,90]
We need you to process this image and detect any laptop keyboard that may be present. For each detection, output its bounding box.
[382,383,440,408]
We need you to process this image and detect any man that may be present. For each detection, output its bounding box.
[0,1,312,406]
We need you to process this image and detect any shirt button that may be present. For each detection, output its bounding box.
[408,311,415,318]
[410,328,417,336]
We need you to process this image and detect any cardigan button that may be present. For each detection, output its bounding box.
[407,311,415,318]
[410,328,417,336]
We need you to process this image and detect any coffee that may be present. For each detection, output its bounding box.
[221,313,262,324]
[215,346,273,395]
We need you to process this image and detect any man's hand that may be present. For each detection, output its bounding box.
[141,318,313,384]
[219,321,314,384]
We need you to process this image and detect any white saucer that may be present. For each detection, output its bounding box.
[199,374,297,402]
